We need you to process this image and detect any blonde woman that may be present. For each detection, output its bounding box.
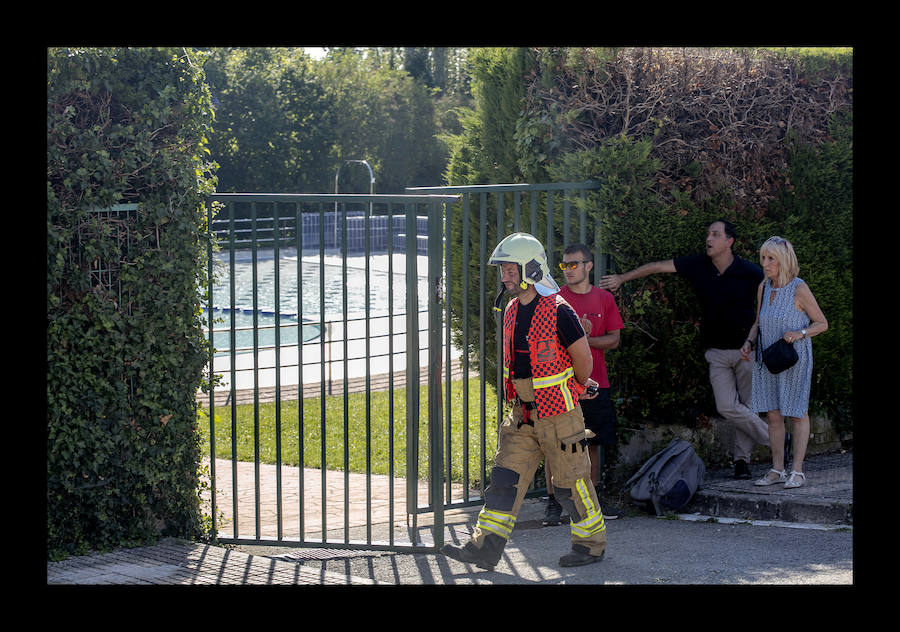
[740,237,828,488]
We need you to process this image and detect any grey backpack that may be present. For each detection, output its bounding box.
[624,438,706,515]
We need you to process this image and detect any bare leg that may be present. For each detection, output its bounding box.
[768,409,786,473]
[790,414,810,473]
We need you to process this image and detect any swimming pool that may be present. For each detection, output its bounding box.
[205,250,428,355]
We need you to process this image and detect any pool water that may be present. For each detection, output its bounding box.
[206,252,427,354]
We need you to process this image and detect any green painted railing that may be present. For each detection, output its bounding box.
[204,193,457,552]
[406,181,606,505]
[202,182,604,553]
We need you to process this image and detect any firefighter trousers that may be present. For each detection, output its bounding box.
[468,402,607,559]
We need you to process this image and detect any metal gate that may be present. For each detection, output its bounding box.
[203,193,457,552]
[202,182,604,553]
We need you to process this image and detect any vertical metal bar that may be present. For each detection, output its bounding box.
[427,199,444,544]
[478,192,487,495]
[319,201,328,539]
[405,201,420,532]
[341,200,350,542]
[495,192,503,431]
[579,189,587,248]
[563,193,571,248]
[251,202,261,539]
[229,206,238,539]
[296,202,305,540]
[595,197,607,281]
[461,194,470,502]
[513,189,521,232]
[387,202,395,546]
[365,197,373,543]
[273,206,283,540]
[530,190,538,238]
[546,191,555,269]
[207,200,217,540]
[444,198,452,505]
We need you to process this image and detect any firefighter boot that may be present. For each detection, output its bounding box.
[554,481,607,567]
[440,533,505,571]
[542,495,564,526]
[559,543,605,567]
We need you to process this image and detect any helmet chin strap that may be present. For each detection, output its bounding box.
[493,286,506,312]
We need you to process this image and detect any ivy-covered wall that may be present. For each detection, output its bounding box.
[445,47,852,435]
[47,47,218,558]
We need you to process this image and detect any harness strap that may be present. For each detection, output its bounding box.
[516,400,536,428]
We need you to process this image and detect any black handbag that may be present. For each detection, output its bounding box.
[761,338,798,374]
[757,286,799,375]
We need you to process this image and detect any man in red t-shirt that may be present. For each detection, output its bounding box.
[544,243,625,524]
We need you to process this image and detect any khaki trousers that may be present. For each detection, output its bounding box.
[469,402,607,557]
[705,348,770,462]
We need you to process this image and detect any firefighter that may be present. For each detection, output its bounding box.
[440,232,607,570]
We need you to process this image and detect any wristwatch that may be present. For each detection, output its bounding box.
[801,328,808,338]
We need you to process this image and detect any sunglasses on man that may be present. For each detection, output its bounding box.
[558,260,590,271]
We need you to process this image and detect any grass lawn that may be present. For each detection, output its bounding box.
[199,379,499,485]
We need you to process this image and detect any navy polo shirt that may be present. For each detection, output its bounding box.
[673,254,763,350]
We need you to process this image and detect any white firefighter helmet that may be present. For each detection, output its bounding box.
[488,232,560,296]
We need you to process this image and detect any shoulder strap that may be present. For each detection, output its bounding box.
[756,282,768,364]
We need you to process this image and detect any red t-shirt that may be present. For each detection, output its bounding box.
[558,285,624,388]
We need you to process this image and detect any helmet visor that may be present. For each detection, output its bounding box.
[533,264,560,296]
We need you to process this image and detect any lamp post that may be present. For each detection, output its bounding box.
[333,159,375,249]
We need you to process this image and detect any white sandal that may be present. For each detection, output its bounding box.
[784,470,806,488]
[754,468,787,486]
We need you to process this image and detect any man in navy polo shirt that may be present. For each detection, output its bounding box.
[599,219,768,480]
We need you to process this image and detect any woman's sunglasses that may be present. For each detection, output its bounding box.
[559,260,590,271]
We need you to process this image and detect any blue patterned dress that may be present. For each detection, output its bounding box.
[751,277,813,418]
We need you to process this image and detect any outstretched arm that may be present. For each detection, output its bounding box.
[598,259,676,292]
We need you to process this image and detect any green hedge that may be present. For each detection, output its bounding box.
[47,47,217,558]
[546,126,852,431]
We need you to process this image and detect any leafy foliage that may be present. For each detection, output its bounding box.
[764,113,853,433]
[444,47,533,186]
[203,48,335,193]
[445,47,853,430]
[47,47,218,558]
[204,47,451,194]
[523,47,852,217]
[316,49,447,193]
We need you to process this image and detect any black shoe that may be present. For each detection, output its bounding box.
[600,503,620,520]
[440,542,498,571]
[559,544,605,567]
[734,459,752,480]
[594,486,620,519]
[543,496,563,526]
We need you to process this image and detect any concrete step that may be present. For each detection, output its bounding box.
[611,416,852,525]
[682,450,853,525]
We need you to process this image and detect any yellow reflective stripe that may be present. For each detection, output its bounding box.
[559,380,575,410]
[532,367,577,412]
[571,512,606,538]
[503,366,510,378]
[531,366,574,389]
[570,479,606,538]
[476,508,516,540]
[576,479,596,514]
